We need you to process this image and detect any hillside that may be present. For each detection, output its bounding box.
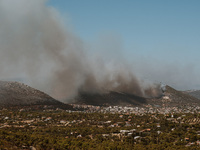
[2,81,198,108]
[184,90,200,99]
[147,85,200,107]
[0,81,72,109]
[74,85,200,107]
[74,91,147,106]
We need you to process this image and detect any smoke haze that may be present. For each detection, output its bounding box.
[0,0,162,101]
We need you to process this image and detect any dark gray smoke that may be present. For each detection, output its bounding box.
[0,0,162,101]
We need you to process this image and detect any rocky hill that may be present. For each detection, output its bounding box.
[0,81,72,109]
[147,85,200,107]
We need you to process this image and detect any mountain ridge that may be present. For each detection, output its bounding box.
[74,85,200,107]
[183,90,200,99]
[0,81,74,110]
[0,81,199,108]
[146,85,200,107]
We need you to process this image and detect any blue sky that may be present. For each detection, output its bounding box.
[47,0,200,89]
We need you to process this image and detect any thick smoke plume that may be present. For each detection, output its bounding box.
[0,0,162,101]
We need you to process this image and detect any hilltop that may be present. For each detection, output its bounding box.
[147,85,200,107]
[0,81,73,110]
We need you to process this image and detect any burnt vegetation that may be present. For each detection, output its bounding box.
[75,91,147,106]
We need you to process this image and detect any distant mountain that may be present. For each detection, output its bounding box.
[74,85,200,107]
[147,85,200,107]
[183,90,200,99]
[0,81,73,109]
